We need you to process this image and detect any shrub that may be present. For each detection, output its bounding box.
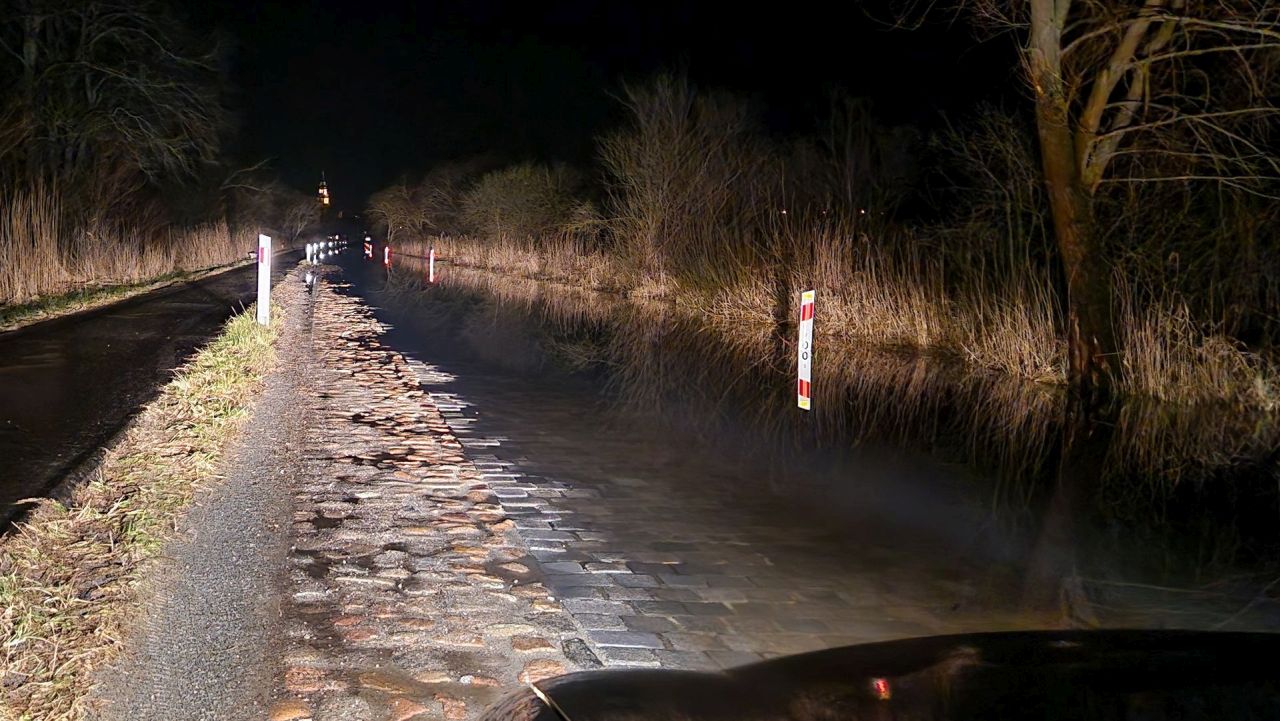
[461,164,580,242]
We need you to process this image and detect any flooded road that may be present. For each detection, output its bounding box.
[0,254,299,524]
[340,252,1280,658]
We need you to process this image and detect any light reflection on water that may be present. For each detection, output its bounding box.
[371,256,1280,631]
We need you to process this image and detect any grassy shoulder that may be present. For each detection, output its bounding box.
[0,303,280,720]
[0,259,250,334]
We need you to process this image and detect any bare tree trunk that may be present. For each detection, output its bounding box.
[1029,0,1117,396]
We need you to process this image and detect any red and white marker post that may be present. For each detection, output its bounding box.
[428,247,436,283]
[796,289,815,410]
[383,245,391,268]
[256,233,272,326]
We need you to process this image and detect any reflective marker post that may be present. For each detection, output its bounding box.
[428,247,436,283]
[797,290,814,410]
[256,233,271,326]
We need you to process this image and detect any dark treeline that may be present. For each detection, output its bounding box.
[0,0,319,305]
[372,3,1280,409]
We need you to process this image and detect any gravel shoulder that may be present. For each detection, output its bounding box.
[86,273,313,721]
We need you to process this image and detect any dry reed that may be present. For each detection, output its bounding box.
[1,186,258,310]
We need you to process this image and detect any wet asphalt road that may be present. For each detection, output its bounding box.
[0,253,300,525]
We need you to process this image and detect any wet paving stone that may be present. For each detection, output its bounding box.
[273,279,582,721]
[403,349,1052,677]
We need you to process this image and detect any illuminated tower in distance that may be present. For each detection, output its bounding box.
[318,172,331,207]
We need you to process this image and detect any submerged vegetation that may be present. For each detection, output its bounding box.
[0,304,279,719]
[390,263,1280,491]
[372,7,1280,409]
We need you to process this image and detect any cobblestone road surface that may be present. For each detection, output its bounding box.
[274,278,594,721]
[420,385,1025,672]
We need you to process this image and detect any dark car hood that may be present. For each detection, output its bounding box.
[486,630,1280,721]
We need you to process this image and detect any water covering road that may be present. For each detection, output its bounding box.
[343,250,1280,638]
[0,253,299,524]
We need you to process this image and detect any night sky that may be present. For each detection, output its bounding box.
[193,1,1016,212]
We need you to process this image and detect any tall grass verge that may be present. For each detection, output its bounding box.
[1116,274,1279,409]
[0,186,259,311]
[0,186,64,305]
[0,303,280,720]
[418,226,1070,384]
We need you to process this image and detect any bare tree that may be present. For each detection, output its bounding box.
[0,0,227,212]
[461,163,580,242]
[367,180,420,244]
[820,92,918,219]
[936,106,1052,268]
[282,192,320,243]
[415,161,489,236]
[599,74,770,277]
[900,0,1280,393]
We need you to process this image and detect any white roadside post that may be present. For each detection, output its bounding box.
[797,290,815,410]
[256,233,272,326]
[428,246,436,283]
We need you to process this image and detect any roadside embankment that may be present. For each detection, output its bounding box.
[84,267,313,721]
[0,269,288,720]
